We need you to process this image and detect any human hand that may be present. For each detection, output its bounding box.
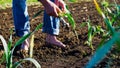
[40,0,62,17]
[55,0,67,13]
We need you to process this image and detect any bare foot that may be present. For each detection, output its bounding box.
[46,34,66,48]
[21,39,29,50]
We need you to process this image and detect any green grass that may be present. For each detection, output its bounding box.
[0,0,38,9]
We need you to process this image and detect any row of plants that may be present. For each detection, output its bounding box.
[33,0,120,67]
[0,0,77,68]
[85,0,120,67]
[1,0,120,67]
[72,0,120,67]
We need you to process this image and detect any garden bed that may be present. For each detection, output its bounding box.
[0,1,120,68]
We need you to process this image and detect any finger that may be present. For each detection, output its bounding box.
[56,6,62,15]
[54,7,59,17]
[60,3,66,12]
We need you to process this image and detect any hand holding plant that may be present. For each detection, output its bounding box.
[55,0,67,12]
[40,0,62,17]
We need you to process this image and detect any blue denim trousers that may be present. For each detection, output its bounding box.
[42,11,60,35]
[42,0,60,35]
[12,0,60,36]
[12,0,30,37]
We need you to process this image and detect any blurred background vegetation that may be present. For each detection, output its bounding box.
[0,0,92,9]
[0,0,93,9]
[0,0,38,9]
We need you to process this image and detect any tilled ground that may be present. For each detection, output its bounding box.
[0,1,120,68]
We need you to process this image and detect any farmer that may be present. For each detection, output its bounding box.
[12,0,66,57]
[42,0,66,48]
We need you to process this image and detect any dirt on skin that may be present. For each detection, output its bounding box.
[0,1,120,68]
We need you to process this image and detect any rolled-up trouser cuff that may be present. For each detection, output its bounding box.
[15,30,30,37]
[42,10,60,35]
[42,27,59,35]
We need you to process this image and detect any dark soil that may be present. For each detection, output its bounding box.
[0,1,120,68]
